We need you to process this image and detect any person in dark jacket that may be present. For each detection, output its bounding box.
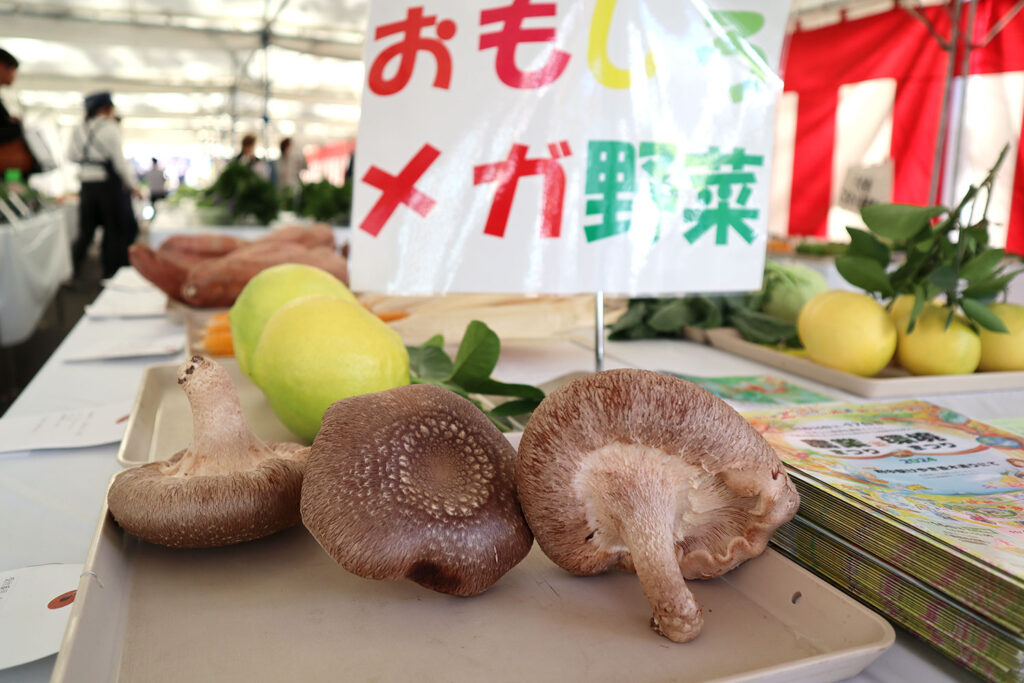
[0,48,19,146]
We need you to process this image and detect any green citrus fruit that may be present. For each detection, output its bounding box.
[978,303,1024,371]
[797,290,896,376]
[895,305,981,375]
[229,264,356,376]
[250,296,410,441]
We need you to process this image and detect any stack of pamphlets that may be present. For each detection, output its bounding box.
[744,400,1024,682]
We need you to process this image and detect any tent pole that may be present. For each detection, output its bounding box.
[928,0,962,207]
[950,0,978,205]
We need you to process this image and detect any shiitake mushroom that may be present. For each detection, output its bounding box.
[301,383,533,597]
[516,369,801,642]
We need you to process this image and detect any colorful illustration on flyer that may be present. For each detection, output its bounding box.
[743,400,1024,578]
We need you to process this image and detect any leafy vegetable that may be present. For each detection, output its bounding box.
[760,260,828,322]
[298,180,352,224]
[839,145,1022,333]
[200,161,279,225]
[608,293,798,347]
[608,260,829,346]
[406,321,545,431]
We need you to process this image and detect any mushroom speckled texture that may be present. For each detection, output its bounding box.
[107,356,309,548]
[301,383,533,597]
[516,369,800,642]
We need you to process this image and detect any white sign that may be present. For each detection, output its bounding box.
[352,0,790,295]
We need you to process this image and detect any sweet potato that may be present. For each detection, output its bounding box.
[180,243,349,308]
[159,234,247,264]
[128,243,190,303]
[256,224,335,249]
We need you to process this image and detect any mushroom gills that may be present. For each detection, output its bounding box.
[574,442,759,642]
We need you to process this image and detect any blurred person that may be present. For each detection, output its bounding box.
[67,91,140,279]
[0,47,37,175]
[0,48,19,145]
[234,133,258,167]
[275,137,307,192]
[234,132,269,179]
[145,157,167,203]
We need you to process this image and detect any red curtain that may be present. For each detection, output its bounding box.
[783,0,1024,255]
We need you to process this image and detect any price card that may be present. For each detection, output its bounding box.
[0,564,83,670]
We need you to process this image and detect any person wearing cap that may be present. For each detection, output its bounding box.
[67,91,140,278]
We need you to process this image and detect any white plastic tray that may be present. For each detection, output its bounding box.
[705,327,1024,398]
[71,364,894,682]
[53,499,893,682]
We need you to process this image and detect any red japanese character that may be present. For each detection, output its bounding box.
[479,0,570,89]
[360,144,441,237]
[473,141,571,238]
[368,7,457,96]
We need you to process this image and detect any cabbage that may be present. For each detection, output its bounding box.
[761,260,828,322]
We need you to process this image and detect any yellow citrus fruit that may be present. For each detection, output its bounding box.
[889,294,916,328]
[978,303,1024,371]
[895,305,980,375]
[251,296,410,441]
[230,264,357,377]
[798,291,896,376]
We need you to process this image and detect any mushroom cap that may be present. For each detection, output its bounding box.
[516,369,800,580]
[301,383,533,597]
[108,444,307,548]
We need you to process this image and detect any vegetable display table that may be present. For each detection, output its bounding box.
[0,273,988,682]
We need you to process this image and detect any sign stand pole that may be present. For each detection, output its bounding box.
[594,290,605,372]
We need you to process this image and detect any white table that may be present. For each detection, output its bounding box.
[0,278,995,682]
[0,209,72,347]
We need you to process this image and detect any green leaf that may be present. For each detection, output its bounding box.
[927,265,960,292]
[889,249,929,291]
[960,297,1009,333]
[729,308,799,346]
[607,300,649,336]
[845,227,891,266]
[835,256,894,296]
[421,334,444,348]
[688,296,725,329]
[409,377,474,401]
[904,288,928,334]
[962,268,1023,298]
[406,338,453,381]
[959,249,1005,282]
[861,204,945,241]
[648,299,694,333]
[449,320,502,388]
[608,321,657,340]
[463,377,545,400]
[489,398,543,418]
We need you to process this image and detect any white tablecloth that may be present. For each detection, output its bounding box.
[0,277,998,682]
[0,209,72,347]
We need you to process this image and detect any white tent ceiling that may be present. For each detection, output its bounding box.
[0,0,944,155]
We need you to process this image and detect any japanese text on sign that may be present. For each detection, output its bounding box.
[352,1,790,295]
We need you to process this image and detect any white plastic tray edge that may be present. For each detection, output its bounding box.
[705,328,1024,398]
[51,481,894,683]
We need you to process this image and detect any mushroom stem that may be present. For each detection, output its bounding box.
[162,356,275,477]
[618,512,703,643]
[578,446,704,642]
